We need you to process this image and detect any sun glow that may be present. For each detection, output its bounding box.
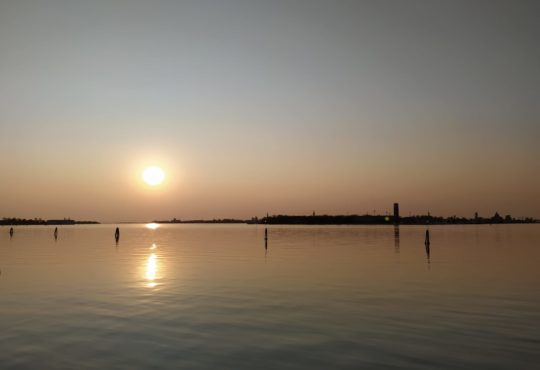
[143,166,165,186]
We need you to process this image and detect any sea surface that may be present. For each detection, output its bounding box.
[0,224,539,369]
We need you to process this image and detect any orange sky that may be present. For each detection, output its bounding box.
[0,1,538,222]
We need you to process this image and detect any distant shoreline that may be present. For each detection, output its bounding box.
[3,213,537,226]
[0,218,99,226]
[153,213,538,226]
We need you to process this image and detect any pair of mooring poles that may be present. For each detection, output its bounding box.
[8,227,59,239]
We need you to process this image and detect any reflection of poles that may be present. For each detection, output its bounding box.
[425,229,431,266]
[54,227,58,240]
[394,226,400,252]
[264,214,269,258]
[115,227,120,243]
[9,227,13,238]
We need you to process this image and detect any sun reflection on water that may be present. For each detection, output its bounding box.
[146,253,158,288]
[145,223,160,230]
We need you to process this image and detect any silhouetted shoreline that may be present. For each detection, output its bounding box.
[3,214,537,227]
[153,218,246,224]
[154,212,537,225]
[1,218,100,226]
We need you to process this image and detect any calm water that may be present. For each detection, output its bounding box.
[0,224,539,369]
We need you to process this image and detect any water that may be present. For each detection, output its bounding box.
[0,224,539,369]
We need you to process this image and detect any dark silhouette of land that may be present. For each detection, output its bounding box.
[154,218,246,224]
[2,204,538,226]
[250,212,537,225]
[154,212,537,225]
[1,218,99,226]
[154,203,537,225]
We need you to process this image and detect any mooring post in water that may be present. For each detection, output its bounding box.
[54,227,58,240]
[9,227,13,237]
[115,227,120,242]
[424,229,431,265]
[264,227,268,240]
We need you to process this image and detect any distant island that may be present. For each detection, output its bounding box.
[1,218,100,225]
[154,218,246,224]
[154,207,538,226]
[249,212,537,225]
[3,204,538,226]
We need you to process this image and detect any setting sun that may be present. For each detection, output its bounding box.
[142,166,165,186]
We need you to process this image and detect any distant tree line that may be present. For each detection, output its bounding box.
[398,212,536,225]
[1,218,100,225]
[254,212,537,225]
[153,212,537,225]
[258,214,388,225]
[153,218,245,224]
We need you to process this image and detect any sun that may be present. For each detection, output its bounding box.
[143,166,165,186]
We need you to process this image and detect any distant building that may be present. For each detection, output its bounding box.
[393,203,400,225]
[492,212,504,223]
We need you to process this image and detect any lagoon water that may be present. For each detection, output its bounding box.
[0,224,539,369]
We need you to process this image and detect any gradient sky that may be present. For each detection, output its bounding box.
[1,0,539,222]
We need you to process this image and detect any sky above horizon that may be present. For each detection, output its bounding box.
[1,0,539,222]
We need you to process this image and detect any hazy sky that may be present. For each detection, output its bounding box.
[1,0,539,222]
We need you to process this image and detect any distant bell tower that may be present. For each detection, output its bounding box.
[393,203,400,225]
